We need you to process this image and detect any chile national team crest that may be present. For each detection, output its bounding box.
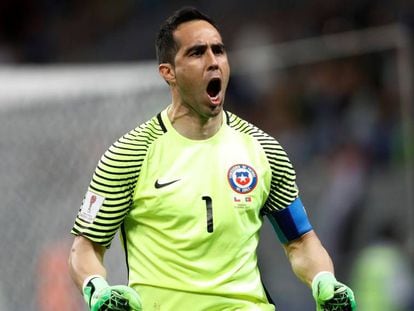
[228,164,258,194]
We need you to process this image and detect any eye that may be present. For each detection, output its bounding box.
[189,47,204,57]
[212,45,225,55]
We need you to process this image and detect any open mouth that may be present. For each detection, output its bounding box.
[206,78,222,98]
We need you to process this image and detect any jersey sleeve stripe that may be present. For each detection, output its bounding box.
[95,213,129,220]
[74,220,120,234]
[97,205,131,215]
[88,183,136,196]
[93,171,138,183]
[109,144,147,153]
[105,149,147,158]
[98,159,142,171]
[94,171,138,183]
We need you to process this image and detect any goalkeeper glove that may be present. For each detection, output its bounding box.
[83,275,142,311]
[312,271,356,311]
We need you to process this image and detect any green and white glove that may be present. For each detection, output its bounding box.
[312,271,356,311]
[83,275,142,311]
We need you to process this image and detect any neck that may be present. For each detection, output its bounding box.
[167,103,223,140]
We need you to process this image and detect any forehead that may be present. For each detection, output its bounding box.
[174,20,223,48]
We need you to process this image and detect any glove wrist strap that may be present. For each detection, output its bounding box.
[82,275,106,293]
[311,271,335,288]
[82,275,108,307]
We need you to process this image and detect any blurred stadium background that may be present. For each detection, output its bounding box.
[1,1,413,310]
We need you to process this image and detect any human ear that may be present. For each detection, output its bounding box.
[158,63,176,85]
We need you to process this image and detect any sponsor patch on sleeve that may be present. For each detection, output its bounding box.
[78,191,105,223]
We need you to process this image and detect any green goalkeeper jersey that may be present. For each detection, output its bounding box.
[72,107,300,310]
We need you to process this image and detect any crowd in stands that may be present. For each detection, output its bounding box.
[0,0,413,63]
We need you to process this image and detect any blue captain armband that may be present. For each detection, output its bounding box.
[266,197,313,244]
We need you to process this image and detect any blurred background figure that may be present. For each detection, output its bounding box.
[350,222,414,311]
[315,142,369,278]
[36,240,84,311]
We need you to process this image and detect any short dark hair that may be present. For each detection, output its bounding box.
[155,7,219,64]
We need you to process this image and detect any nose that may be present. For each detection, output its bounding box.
[206,49,219,71]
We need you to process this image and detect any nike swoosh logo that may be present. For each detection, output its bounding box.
[154,179,180,189]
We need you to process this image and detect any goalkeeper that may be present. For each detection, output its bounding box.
[68,6,356,311]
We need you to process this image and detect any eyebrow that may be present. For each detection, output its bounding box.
[184,43,225,56]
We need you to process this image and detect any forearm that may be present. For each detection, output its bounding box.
[283,230,334,287]
[68,235,107,291]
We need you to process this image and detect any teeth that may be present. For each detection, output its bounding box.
[209,94,220,104]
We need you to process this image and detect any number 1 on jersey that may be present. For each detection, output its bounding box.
[202,196,213,233]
